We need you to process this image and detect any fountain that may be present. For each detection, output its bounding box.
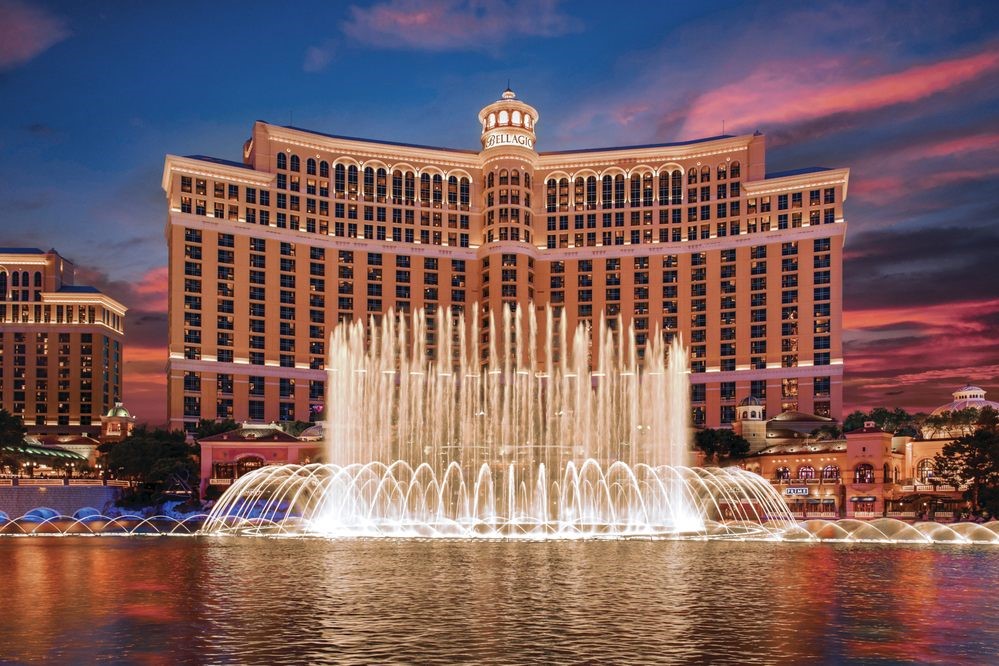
[204,305,797,539]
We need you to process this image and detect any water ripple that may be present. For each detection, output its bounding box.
[0,538,996,664]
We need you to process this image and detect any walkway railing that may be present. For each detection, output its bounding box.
[0,478,131,488]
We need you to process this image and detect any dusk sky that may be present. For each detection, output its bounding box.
[1,0,997,425]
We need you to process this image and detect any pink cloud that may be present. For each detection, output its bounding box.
[132,265,168,313]
[340,0,580,51]
[0,0,69,70]
[680,49,999,137]
[843,299,999,411]
[303,40,336,72]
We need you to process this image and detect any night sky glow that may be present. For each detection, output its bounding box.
[1,0,997,424]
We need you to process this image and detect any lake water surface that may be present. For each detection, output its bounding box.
[1,538,997,664]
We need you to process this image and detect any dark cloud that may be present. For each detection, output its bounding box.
[24,122,54,136]
[844,225,999,310]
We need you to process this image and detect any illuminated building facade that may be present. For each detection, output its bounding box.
[162,90,848,432]
[0,248,126,435]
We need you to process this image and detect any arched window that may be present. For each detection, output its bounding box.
[33,272,41,288]
[730,161,741,178]
[334,164,346,194]
[512,110,521,125]
[687,168,698,185]
[510,169,520,186]
[307,158,317,175]
[498,110,509,125]
[558,178,569,211]
[447,176,458,205]
[0,271,6,301]
[11,271,19,287]
[821,465,839,480]
[775,466,790,481]
[524,114,532,129]
[671,170,683,204]
[363,167,375,198]
[488,113,496,128]
[894,466,900,483]
[883,463,891,485]
[290,154,300,172]
[347,165,358,195]
[277,153,287,170]
[602,175,613,209]
[630,174,641,207]
[499,169,509,185]
[700,166,711,183]
[916,459,935,483]
[420,173,431,203]
[392,170,403,200]
[643,172,653,206]
[614,174,625,208]
[487,172,495,189]
[586,176,597,209]
[717,163,727,180]
[854,463,875,484]
[404,172,415,203]
[459,178,470,207]
[320,161,330,178]
[432,174,443,204]
[376,168,387,201]
[574,177,585,209]
[546,179,557,213]
[235,455,265,478]
[524,173,531,188]
[797,465,815,480]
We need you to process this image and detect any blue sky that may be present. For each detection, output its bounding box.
[1,0,997,423]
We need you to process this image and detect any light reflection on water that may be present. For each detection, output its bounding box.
[1,538,997,664]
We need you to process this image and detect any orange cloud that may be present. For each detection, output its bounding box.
[681,49,999,137]
[132,265,168,313]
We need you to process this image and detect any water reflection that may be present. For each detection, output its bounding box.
[0,539,996,664]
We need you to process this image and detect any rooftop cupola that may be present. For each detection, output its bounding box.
[478,88,539,153]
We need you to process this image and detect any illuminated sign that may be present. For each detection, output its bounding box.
[484,131,535,150]
[784,487,809,496]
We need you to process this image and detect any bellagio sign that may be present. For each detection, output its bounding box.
[483,131,535,150]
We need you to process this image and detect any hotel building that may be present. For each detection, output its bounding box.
[0,248,126,435]
[162,90,848,432]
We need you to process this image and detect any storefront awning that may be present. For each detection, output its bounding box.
[1,444,86,461]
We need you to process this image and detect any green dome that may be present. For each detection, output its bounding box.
[106,402,131,418]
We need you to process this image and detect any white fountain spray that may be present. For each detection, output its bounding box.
[204,304,798,538]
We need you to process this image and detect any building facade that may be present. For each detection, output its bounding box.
[162,90,848,432]
[0,248,126,435]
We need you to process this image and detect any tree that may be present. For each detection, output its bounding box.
[282,420,315,437]
[843,407,916,434]
[694,429,751,465]
[0,410,27,475]
[932,423,999,517]
[810,424,843,440]
[105,427,200,503]
[842,410,868,432]
[194,419,239,440]
[0,409,26,447]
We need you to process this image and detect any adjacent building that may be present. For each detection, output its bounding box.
[163,90,848,433]
[742,385,997,520]
[0,248,126,435]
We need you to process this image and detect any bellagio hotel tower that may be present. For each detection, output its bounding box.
[163,90,848,433]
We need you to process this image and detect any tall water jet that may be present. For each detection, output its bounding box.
[204,305,797,538]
